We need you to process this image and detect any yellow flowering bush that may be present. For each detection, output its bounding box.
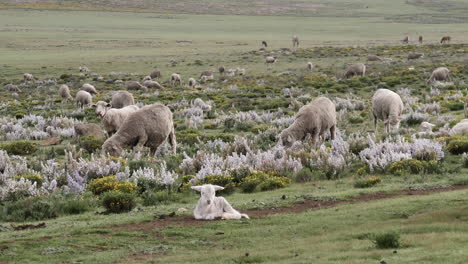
[197,174,236,195]
[240,170,291,193]
[102,191,136,213]
[87,176,137,195]
[354,176,382,188]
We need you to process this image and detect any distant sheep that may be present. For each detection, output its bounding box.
[142,75,152,82]
[193,98,212,112]
[76,90,92,109]
[408,53,424,60]
[367,55,382,61]
[218,66,225,75]
[111,91,134,109]
[93,101,139,136]
[126,81,148,91]
[192,184,249,220]
[416,121,436,138]
[101,103,176,156]
[427,67,451,83]
[419,35,423,44]
[23,73,34,82]
[142,80,164,89]
[449,119,468,136]
[440,36,451,44]
[265,56,277,69]
[170,73,182,86]
[402,36,409,44]
[280,97,336,147]
[58,84,72,102]
[372,89,404,133]
[74,123,106,139]
[344,63,366,78]
[236,68,245,76]
[150,70,161,79]
[79,66,90,73]
[188,78,197,88]
[81,83,97,94]
[307,62,314,71]
[4,83,21,92]
[292,35,299,48]
[261,41,268,47]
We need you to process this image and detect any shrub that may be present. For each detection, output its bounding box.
[87,176,138,195]
[387,159,425,175]
[259,176,291,191]
[197,174,236,195]
[293,168,315,183]
[141,190,181,206]
[14,173,44,187]
[462,153,468,168]
[373,232,400,249]
[354,176,381,188]
[0,196,58,222]
[1,141,37,155]
[447,138,468,155]
[128,160,148,174]
[79,136,104,154]
[348,115,364,124]
[102,191,136,213]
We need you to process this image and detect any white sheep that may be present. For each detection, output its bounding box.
[192,184,249,220]
[416,121,436,138]
[76,90,92,109]
[372,89,404,134]
[111,91,134,109]
[58,84,72,102]
[81,83,98,94]
[265,56,277,69]
[188,78,197,88]
[126,81,148,91]
[23,73,34,82]
[292,35,299,48]
[142,75,152,82]
[142,80,164,89]
[193,98,212,112]
[344,63,366,78]
[427,67,451,84]
[170,73,182,86]
[307,62,314,71]
[79,66,90,73]
[450,119,468,136]
[92,101,139,137]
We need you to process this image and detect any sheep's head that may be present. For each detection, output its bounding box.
[192,184,224,205]
[101,140,122,157]
[92,101,111,117]
[385,116,402,132]
[279,130,295,148]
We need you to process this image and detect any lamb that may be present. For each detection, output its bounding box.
[101,103,176,156]
[93,101,139,136]
[218,66,225,75]
[192,184,249,220]
[58,84,72,102]
[427,67,451,83]
[111,91,134,109]
[344,63,366,78]
[416,121,436,138]
[280,97,336,147]
[372,89,404,134]
[292,35,299,48]
[126,81,148,91]
[307,62,314,71]
[367,55,383,61]
[440,36,451,44]
[74,123,106,139]
[81,83,97,94]
[408,53,424,60]
[142,80,164,89]
[449,119,468,136]
[79,66,90,73]
[149,70,161,79]
[236,68,245,76]
[402,36,409,44]
[265,56,277,68]
[193,98,212,112]
[170,73,182,86]
[188,78,197,88]
[23,73,34,82]
[76,90,92,109]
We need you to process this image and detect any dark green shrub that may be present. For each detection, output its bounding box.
[444,101,464,111]
[0,196,58,222]
[1,141,37,155]
[348,115,364,124]
[259,176,291,191]
[79,136,104,154]
[293,168,315,183]
[128,160,148,174]
[354,176,381,188]
[14,173,44,187]
[102,191,136,213]
[387,159,425,175]
[141,190,181,206]
[447,138,468,155]
[373,232,400,249]
[177,129,202,145]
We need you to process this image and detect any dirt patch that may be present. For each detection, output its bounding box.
[11,222,46,231]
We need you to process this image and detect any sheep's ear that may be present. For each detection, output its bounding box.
[191,186,203,192]
[91,104,97,108]
[213,185,224,191]
[106,103,112,107]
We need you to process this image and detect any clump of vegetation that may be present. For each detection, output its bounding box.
[87,176,138,195]
[293,168,315,183]
[240,171,290,193]
[1,141,37,155]
[387,159,425,175]
[372,232,401,249]
[14,173,44,187]
[446,138,468,155]
[79,136,105,154]
[102,191,136,214]
[197,174,236,195]
[354,176,381,188]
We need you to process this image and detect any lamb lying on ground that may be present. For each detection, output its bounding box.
[192,184,249,220]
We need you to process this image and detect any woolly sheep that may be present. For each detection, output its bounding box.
[23,73,34,82]
[292,35,299,48]
[188,78,197,88]
[101,103,176,156]
[79,66,90,73]
[449,119,468,136]
[344,63,366,78]
[111,91,134,109]
[192,184,249,220]
[74,123,106,139]
[58,84,72,102]
[200,70,213,78]
[440,36,451,44]
[280,97,336,147]
[367,55,383,61]
[427,67,451,83]
[170,73,182,86]
[416,121,436,138]
[92,101,139,136]
[193,98,211,112]
[4,83,21,92]
[408,53,424,60]
[142,75,152,82]
[307,62,314,71]
[372,89,404,133]
[236,68,245,76]
[81,83,97,94]
[265,56,277,65]
[149,70,161,79]
[142,80,164,89]
[76,90,92,109]
[126,81,148,91]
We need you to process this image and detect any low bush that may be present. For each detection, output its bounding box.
[387,159,425,175]
[447,138,468,155]
[293,168,315,183]
[259,176,291,191]
[354,176,382,188]
[87,176,138,195]
[102,191,136,213]
[373,232,400,249]
[14,173,44,187]
[79,136,104,154]
[1,141,37,155]
[240,171,291,193]
[141,190,181,206]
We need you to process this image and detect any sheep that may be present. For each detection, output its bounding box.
[126,81,148,91]
[101,103,176,156]
[76,90,92,109]
[188,78,197,88]
[292,35,299,48]
[200,70,214,79]
[449,119,468,136]
[226,68,236,77]
[402,36,409,44]
[419,35,423,44]
[79,66,89,73]
[23,73,34,82]
[200,75,214,83]
[58,84,72,102]
[142,80,164,89]
[74,123,106,139]
[280,97,336,147]
[218,66,225,75]
[307,62,314,71]
[440,36,451,44]
[416,121,436,138]
[372,89,404,134]
[149,70,161,79]
[81,83,97,94]
[192,184,249,220]
[236,68,245,76]
[170,73,182,86]
[265,56,277,69]
[427,67,451,83]
[142,75,152,82]
[111,91,134,109]
[344,63,366,78]
[92,101,139,137]
[193,98,212,112]
[367,55,383,62]
[408,53,424,60]
[261,40,268,47]
[4,83,21,92]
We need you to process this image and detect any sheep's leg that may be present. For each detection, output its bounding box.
[373,113,378,130]
[135,134,148,153]
[311,130,320,147]
[168,128,177,154]
[330,125,336,141]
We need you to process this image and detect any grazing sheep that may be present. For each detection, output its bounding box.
[416,121,436,138]
[265,56,277,68]
[307,62,314,71]
[74,123,106,139]
[261,41,268,47]
[292,35,299,48]
[192,185,249,220]
[200,70,214,79]
[81,83,97,94]
[193,98,212,112]
[367,55,383,61]
[402,36,409,44]
[280,97,336,147]
[200,75,214,83]
[419,35,423,44]
[58,84,72,102]
[76,90,92,109]
[427,67,451,83]
[150,70,161,79]
[218,66,225,75]
[408,53,424,60]
[372,89,404,134]
[440,36,451,44]
[170,73,182,86]
[142,80,164,89]
[142,75,152,82]
[4,83,21,92]
[188,78,197,88]
[23,73,34,82]
[92,101,139,136]
[111,91,134,109]
[101,103,176,156]
[449,119,468,136]
[344,63,366,78]
[126,81,148,91]
[79,66,90,73]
